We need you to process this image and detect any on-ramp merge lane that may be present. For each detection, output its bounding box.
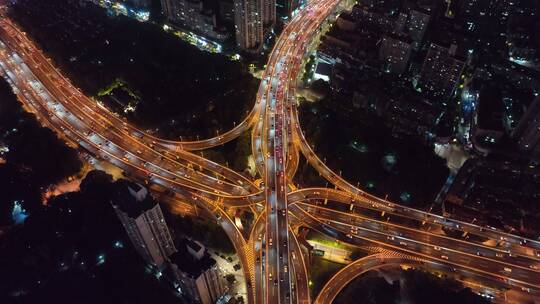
[255,0,348,303]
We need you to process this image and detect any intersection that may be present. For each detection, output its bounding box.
[1,1,540,303]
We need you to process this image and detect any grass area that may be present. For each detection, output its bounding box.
[334,268,491,304]
[302,55,316,83]
[293,154,328,188]
[306,230,349,250]
[10,0,258,140]
[195,131,252,173]
[308,237,348,250]
[309,257,344,298]
[98,78,139,99]
[298,90,449,207]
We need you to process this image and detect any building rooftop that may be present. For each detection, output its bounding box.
[315,61,332,77]
[170,238,217,278]
[186,238,202,253]
[111,179,156,218]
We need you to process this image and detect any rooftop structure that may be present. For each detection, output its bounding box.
[514,96,540,160]
[169,239,225,304]
[379,36,412,75]
[111,180,176,270]
[233,0,263,51]
[419,43,465,102]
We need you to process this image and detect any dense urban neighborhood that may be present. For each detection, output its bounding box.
[1,0,540,304]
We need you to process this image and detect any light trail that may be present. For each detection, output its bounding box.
[1,1,540,303]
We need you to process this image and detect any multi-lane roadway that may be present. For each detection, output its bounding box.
[1,1,540,303]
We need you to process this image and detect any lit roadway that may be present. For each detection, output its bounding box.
[288,202,540,292]
[314,253,425,304]
[1,1,540,303]
[252,1,342,303]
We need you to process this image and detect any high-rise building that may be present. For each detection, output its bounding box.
[219,0,235,22]
[124,0,151,9]
[394,12,408,33]
[406,10,430,49]
[419,43,465,101]
[262,0,276,26]
[111,180,176,270]
[161,0,173,17]
[513,96,540,159]
[161,0,229,41]
[234,0,263,51]
[379,36,412,75]
[350,5,395,33]
[276,0,299,21]
[170,239,225,304]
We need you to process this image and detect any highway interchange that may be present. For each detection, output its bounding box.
[1,0,540,303]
